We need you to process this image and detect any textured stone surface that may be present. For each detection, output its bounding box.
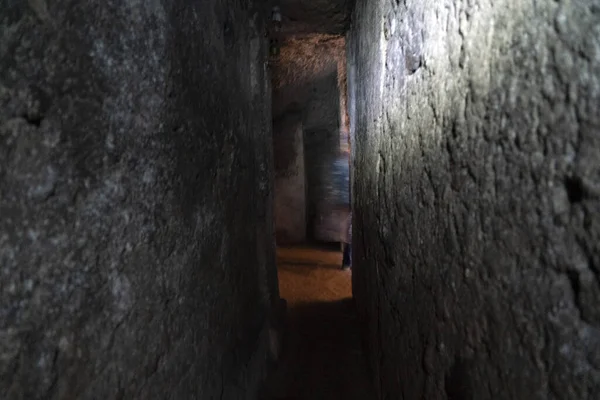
[348,0,600,399]
[272,35,343,119]
[279,0,354,36]
[0,1,278,399]
[302,72,343,242]
[274,113,306,244]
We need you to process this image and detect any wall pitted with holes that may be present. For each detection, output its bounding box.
[349,0,600,398]
[0,0,278,398]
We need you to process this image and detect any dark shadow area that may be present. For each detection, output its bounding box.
[279,0,355,37]
[283,241,342,251]
[260,299,374,400]
[278,261,341,270]
[445,357,475,400]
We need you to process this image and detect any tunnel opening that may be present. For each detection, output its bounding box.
[268,0,354,303]
[261,1,374,398]
[271,35,351,249]
[269,0,353,249]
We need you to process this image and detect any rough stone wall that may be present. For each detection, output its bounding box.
[303,71,343,242]
[271,35,343,118]
[349,0,600,399]
[0,1,278,399]
[279,0,354,36]
[274,113,306,244]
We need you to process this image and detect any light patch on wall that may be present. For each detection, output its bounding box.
[379,15,389,109]
[249,37,261,95]
[109,272,133,318]
[27,0,51,22]
[194,206,218,238]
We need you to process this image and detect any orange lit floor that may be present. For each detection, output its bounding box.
[261,246,376,400]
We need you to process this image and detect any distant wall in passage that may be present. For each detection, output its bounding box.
[274,113,306,244]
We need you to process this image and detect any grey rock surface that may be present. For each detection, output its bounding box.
[348,0,600,398]
[274,113,306,244]
[279,0,353,36]
[303,71,343,243]
[0,0,278,399]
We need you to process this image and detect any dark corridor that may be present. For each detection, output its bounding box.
[1,0,599,399]
[260,248,374,400]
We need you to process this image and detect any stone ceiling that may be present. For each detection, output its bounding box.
[277,0,353,37]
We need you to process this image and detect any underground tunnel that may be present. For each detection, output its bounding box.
[1,0,599,399]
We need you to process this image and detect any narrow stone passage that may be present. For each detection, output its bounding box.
[260,247,375,400]
[2,1,599,398]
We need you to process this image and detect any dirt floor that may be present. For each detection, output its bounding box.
[260,246,376,400]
